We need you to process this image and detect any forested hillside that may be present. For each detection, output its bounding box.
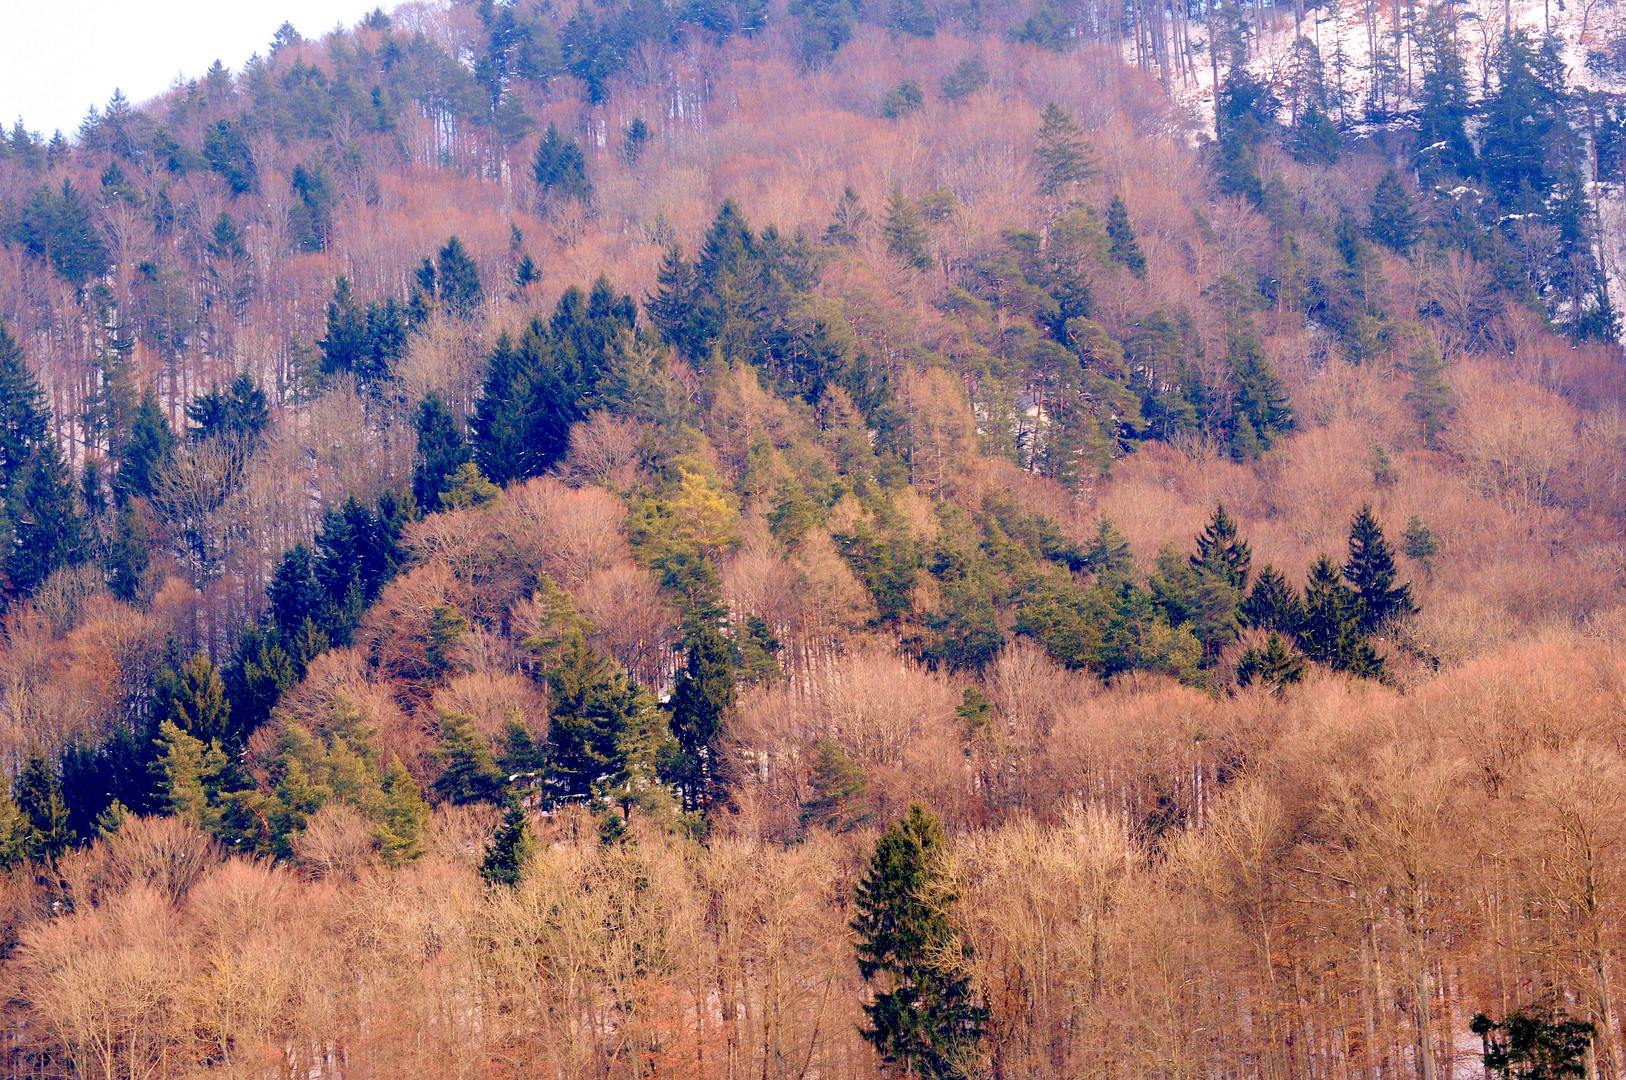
[1,0,1626,1074]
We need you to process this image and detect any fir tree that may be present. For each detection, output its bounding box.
[1239,565,1304,634]
[1083,516,1133,578]
[852,803,986,1080]
[1416,4,1475,180]
[883,185,933,270]
[114,387,175,502]
[1035,102,1092,196]
[5,442,84,597]
[544,636,647,804]
[433,709,506,805]
[187,372,269,443]
[1343,505,1415,632]
[11,751,73,863]
[1237,632,1305,690]
[664,622,737,814]
[412,391,471,509]
[533,123,593,204]
[435,237,483,317]
[1368,168,1420,254]
[1227,328,1293,457]
[1299,555,1383,677]
[1190,503,1251,590]
[1105,194,1147,277]
[377,757,429,864]
[480,801,533,886]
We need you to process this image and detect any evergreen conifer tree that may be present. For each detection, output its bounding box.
[1343,506,1415,632]
[544,636,647,805]
[0,322,84,598]
[1236,632,1306,690]
[1227,328,1293,457]
[883,186,933,270]
[885,0,936,36]
[533,124,593,204]
[1299,555,1383,676]
[1368,168,1420,253]
[481,801,534,886]
[1190,503,1251,590]
[665,622,737,814]
[1083,516,1134,578]
[1291,104,1341,165]
[1105,194,1147,277]
[412,391,471,508]
[114,387,175,502]
[153,652,232,744]
[433,709,506,805]
[435,237,483,317]
[377,757,430,864]
[1035,102,1092,196]
[882,79,925,118]
[187,372,270,443]
[800,739,871,831]
[852,803,986,1080]
[11,751,73,863]
[1239,565,1304,633]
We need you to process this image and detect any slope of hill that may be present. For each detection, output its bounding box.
[0,0,1625,1076]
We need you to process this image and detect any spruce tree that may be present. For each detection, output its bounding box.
[1236,632,1305,690]
[115,387,175,502]
[1105,194,1147,277]
[11,751,73,863]
[1343,506,1415,632]
[1299,555,1383,677]
[433,709,506,805]
[852,803,986,1080]
[1227,328,1293,457]
[1239,565,1304,634]
[1291,104,1341,165]
[1035,102,1092,196]
[533,124,593,204]
[481,801,534,886]
[412,391,471,508]
[187,372,270,443]
[0,322,83,599]
[544,636,646,804]
[665,622,737,814]
[435,237,483,317]
[1190,503,1251,590]
[1404,337,1451,447]
[883,186,933,270]
[1368,168,1420,254]
[319,276,369,378]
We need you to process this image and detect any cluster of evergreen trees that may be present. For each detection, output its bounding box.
[1216,19,1617,342]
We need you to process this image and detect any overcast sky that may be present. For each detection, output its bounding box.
[0,0,388,138]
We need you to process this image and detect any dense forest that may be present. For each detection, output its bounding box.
[1,0,1626,1074]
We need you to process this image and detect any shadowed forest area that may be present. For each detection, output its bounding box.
[2,0,1626,1074]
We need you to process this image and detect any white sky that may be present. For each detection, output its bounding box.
[0,0,389,138]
